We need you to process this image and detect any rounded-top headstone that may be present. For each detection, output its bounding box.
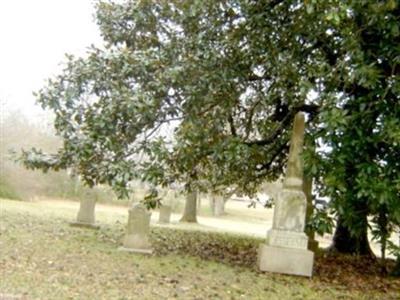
[159,205,172,224]
[120,203,153,254]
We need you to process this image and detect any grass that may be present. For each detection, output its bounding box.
[0,178,20,200]
[0,198,399,300]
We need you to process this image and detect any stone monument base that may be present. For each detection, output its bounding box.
[258,244,314,277]
[69,221,100,230]
[118,247,153,255]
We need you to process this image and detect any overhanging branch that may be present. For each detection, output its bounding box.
[245,104,319,146]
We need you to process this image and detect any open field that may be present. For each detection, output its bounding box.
[1,198,399,299]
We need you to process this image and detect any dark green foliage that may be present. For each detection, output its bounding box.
[305,0,400,255]
[142,187,162,209]
[307,208,334,236]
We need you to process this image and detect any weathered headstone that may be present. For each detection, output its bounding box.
[258,112,314,277]
[210,193,226,216]
[70,198,99,229]
[214,195,225,216]
[158,205,172,224]
[119,203,153,254]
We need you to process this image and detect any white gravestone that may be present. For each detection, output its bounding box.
[258,112,314,277]
[158,205,172,224]
[119,203,153,254]
[70,198,100,229]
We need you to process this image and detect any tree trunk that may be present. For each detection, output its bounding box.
[180,190,197,223]
[329,215,373,256]
[328,92,378,257]
[303,176,314,239]
[328,155,374,256]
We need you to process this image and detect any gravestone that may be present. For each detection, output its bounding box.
[258,112,314,277]
[70,198,99,229]
[158,205,172,223]
[210,193,226,216]
[119,203,153,254]
[214,195,225,216]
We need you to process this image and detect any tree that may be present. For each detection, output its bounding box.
[306,0,400,256]
[180,190,198,223]
[21,0,400,258]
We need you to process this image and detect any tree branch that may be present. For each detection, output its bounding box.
[245,104,319,146]
[228,112,237,136]
[256,141,289,172]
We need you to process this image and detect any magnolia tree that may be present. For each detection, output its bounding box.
[21,0,399,263]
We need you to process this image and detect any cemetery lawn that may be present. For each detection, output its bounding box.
[1,198,399,300]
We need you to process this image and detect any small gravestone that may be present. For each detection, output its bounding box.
[70,198,99,229]
[258,112,314,277]
[210,193,226,216]
[214,195,226,216]
[158,205,172,224]
[119,203,153,254]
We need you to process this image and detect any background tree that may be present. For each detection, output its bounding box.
[0,108,90,201]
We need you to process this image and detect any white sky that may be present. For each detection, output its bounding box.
[0,0,102,121]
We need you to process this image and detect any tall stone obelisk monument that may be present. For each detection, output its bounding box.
[258,112,314,277]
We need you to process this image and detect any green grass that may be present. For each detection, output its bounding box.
[0,178,20,200]
[0,198,398,299]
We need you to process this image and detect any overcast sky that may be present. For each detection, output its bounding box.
[0,0,102,121]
